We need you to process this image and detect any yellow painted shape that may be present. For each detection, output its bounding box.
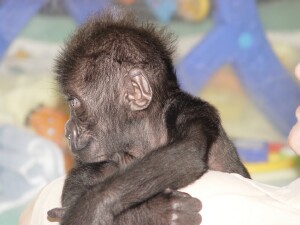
[245,158,298,173]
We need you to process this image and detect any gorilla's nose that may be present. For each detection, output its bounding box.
[65,119,74,141]
[65,120,90,152]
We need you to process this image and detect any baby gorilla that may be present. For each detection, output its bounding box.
[49,11,250,225]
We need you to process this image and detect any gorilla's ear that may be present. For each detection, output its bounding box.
[124,68,152,111]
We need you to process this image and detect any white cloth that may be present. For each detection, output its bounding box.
[19,171,300,225]
[181,171,300,225]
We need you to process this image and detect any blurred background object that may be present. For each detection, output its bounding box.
[0,0,300,224]
[0,125,64,225]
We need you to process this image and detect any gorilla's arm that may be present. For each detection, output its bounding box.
[60,189,201,225]
[49,161,201,225]
[61,114,208,225]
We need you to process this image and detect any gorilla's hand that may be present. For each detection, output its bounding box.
[142,189,202,225]
[47,207,66,221]
[116,189,202,225]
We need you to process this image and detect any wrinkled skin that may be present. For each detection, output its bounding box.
[49,11,250,225]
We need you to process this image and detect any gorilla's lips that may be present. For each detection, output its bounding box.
[69,136,90,152]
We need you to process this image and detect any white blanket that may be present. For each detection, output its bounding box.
[19,171,300,225]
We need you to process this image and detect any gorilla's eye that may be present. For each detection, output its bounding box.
[69,97,80,108]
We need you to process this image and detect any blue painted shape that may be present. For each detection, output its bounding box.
[177,26,238,92]
[177,0,300,136]
[145,0,176,23]
[64,0,111,24]
[0,0,111,58]
[234,139,268,163]
[0,36,8,58]
[0,0,47,58]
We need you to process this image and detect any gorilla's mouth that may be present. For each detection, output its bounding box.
[75,153,108,163]
[73,143,109,163]
[68,136,92,153]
